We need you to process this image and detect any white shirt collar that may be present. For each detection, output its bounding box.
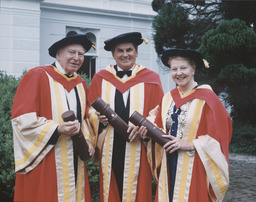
[55,61,74,77]
[116,65,135,72]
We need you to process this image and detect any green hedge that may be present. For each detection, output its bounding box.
[230,123,256,154]
[0,71,19,201]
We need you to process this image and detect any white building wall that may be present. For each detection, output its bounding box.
[0,0,175,92]
[0,0,41,77]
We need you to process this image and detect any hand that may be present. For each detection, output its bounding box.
[58,120,80,136]
[86,140,95,156]
[95,111,108,124]
[162,135,195,154]
[127,125,140,142]
[137,126,148,139]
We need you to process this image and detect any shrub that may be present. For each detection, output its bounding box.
[230,123,256,155]
[0,71,20,201]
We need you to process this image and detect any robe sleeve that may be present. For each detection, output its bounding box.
[192,103,232,201]
[11,69,58,174]
[143,80,163,117]
[86,73,103,136]
[83,107,98,148]
[86,74,103,160]
[143,94,166,181]
[87,74,103,105]
[78,81,96,147]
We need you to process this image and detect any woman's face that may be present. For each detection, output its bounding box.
[169,57,195,90]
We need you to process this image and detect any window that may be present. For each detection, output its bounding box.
[79,56,96,79]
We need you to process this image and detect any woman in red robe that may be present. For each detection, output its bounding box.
[143,49,232,202]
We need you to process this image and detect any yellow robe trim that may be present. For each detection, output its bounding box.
[100,74,144,202]
[206,153,227,195]
[105,64,146,83]
[157,92,172,202]
[123,83,144,202]
[49,73,87,201]
[101,79,115,202]
[77,159,85,202]
[14,118,56,168]
[51,78,73,201]
[174,99,204,202]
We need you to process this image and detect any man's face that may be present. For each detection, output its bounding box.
[56,44,85,75]
[112,42,138,70]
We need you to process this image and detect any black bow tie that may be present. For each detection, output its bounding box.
[65,74,74,78]
[116,70,132,78]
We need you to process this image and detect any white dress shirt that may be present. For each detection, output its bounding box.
[56,61,78,117]
[116,65,135,107]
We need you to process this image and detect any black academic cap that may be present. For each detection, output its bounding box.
[48,34,95,58]
[104,32,148,51]
[161,48,208,69]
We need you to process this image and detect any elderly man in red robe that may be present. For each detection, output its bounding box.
[87,32,164,202]
[12,34,95,202]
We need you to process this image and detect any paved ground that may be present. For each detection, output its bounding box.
[223,153,256,201]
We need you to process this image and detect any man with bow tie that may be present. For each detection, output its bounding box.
[87,32,164,202]
[11,34,95,202]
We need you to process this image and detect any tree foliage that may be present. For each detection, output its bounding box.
[199,19,256,152]
[152,0,221,55]
[219,0,256,32]
[199,19,256,80]
[153,4,190,54]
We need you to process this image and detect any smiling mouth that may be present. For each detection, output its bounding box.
[176,77,185,80]
[70,63,79,66]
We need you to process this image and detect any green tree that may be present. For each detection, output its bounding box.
[199,19,256,154]
[152,0,256,55]
[220,0,256,32]
[152,4,190,54]
[152,0,221,55]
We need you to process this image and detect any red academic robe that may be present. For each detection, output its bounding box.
[153,85,232,202]
[87,64,164,202]
[12,65,92,202]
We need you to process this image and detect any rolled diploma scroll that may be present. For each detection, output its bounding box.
[61,110,90,161]
[91,97,130,142]
[129,111,169,147]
